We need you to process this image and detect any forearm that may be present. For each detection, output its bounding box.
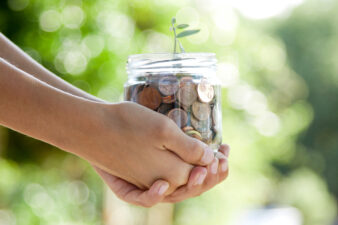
[0,33,102,102]
[0,58,104,153]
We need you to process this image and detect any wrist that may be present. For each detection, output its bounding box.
[66,101,120,161]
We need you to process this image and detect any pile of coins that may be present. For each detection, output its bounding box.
[125,74,221,146]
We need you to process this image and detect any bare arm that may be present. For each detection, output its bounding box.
[0,58,102,150]
[0,33,101,102]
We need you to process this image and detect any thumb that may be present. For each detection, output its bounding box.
[163,126,215,166]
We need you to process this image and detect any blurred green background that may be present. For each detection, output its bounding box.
[0,0,337,224]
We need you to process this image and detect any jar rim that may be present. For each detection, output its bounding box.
[127,52,217,76]
[128,52,216,60]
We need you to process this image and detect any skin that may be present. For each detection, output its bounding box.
[0,33,230,207]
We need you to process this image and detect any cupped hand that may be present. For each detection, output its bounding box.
[95,144,230,207]
[75,101,215,195]
[163,144,230,203]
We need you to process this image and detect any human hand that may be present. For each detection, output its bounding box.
[94,144,229,207]
[73,101,215,195]
[163,144,229,203]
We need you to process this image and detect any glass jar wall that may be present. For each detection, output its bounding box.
[124,53,222,151]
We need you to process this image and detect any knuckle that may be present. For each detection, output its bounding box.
[155,119,175,139]
[189,139,205,162]
[170,165,191,187]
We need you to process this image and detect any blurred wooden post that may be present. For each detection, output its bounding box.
[103,186,174,225]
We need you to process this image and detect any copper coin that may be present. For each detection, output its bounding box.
[197,79,215,103]
[129,84,144,102]
[178,83,198,107]
[179,76,194,87]
[192,102,211,121]
[162,95,176,104]
[137,86,162,110]
[191,115,212,132]
[158,76,179,96]
[167,108,188,128]
[157,103,174,115]
[185,129,202,140]
[182,126,194,132]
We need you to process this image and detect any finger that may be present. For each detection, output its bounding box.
[200,158,219,190]
[218,157,229,182]
[164,126,215,166]
[95,167,169,207]
[164,149,229,203]
[163,167,207,203]
[94,167,138,199]
[219,144,230,157]
[124,180,169,207]
[186,157,221,199]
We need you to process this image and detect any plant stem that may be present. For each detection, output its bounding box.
[178,40,185,53]
[171,21,177,54]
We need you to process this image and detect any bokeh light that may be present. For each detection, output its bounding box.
[39,10,62,32]
[62,6,85,29]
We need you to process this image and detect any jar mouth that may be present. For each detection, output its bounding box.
[128,52,216,60]
[127,53,217,76]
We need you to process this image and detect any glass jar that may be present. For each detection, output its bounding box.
[124,53,222,151]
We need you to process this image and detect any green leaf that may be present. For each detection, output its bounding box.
[176,29,200,38]
[171,17,176,24]
[176,24,189,29]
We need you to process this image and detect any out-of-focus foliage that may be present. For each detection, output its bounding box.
[0,0,337,225]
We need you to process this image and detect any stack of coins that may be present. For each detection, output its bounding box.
[124,74,221,147]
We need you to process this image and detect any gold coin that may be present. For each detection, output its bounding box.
[197,79,215,103]
[167,108,188,128]
[182,126,194,132]
[192,101,211,121]
[184,129,202,141]
[137,86,162,110]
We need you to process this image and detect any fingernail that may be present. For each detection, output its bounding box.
[158,183,169,195]
[201,147,214,164]
[215,152,227,160]
[224,145,230,157]
[221,160,228,172]
[211,159,218,174]
[195,172,207,185]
